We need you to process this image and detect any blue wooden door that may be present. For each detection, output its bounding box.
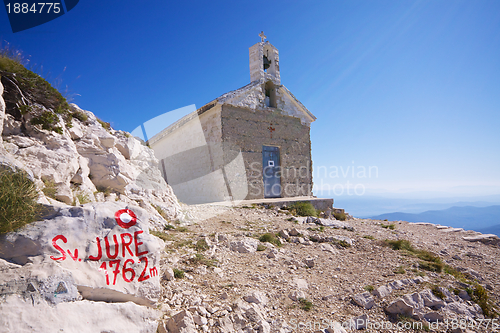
[262,146,281,198]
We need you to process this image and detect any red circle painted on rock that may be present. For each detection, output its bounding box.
[114,209,137,229]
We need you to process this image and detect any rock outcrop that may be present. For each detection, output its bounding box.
[0,77,181,332]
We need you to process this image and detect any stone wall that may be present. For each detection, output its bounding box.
[150,105,230,204]
[221,105,313,200]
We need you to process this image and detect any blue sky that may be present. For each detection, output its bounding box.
[1,0,499,198]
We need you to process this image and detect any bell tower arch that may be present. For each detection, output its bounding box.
[249,31,281,85]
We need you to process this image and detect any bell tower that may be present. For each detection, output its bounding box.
[249,32,281,85]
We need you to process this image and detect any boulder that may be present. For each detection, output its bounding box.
[424,311,444,322]
[352,292,375,309]
[386,298,415,316]
[230,237,260,253]
[316,218,354,230]
[293,278,308,289]
[278,229,290,240]
[0,203,163,307]
[458,289,471,301]
[419,289,445,309]
[244,290,269,305]
[444,302,483,318]
[163,267,175,281]
[165,310,197,333]
[373,285,392,298]
[463,234,500,245]
[304,257,315,268]
[320,243,336,253]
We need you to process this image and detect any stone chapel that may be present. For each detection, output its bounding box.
[148,33,316,204]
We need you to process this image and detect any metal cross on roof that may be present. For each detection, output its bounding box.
[259,31,267,42]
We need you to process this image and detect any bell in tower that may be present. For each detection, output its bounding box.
[263,54,271,71]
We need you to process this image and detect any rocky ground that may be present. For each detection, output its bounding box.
[155,204,500,333]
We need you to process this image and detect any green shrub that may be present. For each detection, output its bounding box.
[469,283,498,317]
[0,168,42,233]
[289,201,317,217]
[394,266,406,274]
[187,253,217,267]
[195,239,209,252]
[97,118,111,131]
[298,298,313,311]
[153,204,171,222]
[95,186,111,197]
[419,261,443,273]
[416,250,441,263]
[259,233,282,247]
[444,265,467,282]
[333,239,351,248]
[42,179,58,199]
[431,285,445,299]
[76,193,90,204]
[72,110,88,122]
[0,47,70,129]
[151,230,170,241]
[384,239,414,251]
[333,211,346,221]
[30,111,60,131]
[173,268,184,279]
[363,235,375,240]
[381,223,395,230]
[384,239,443,272]
[364,285,375,292]
[257,244,266,251]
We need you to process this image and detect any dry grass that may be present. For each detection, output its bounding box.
[0,168,43,233]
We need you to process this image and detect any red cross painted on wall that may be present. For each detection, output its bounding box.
[268,123,275,138]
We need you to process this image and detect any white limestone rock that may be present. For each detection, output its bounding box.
[352,292,375,309]
[373,284,393,298]
[0,202,164,307]
[420,289,446,309]
[0,295,159,333]
[320,243,337,253]
[68,119,84,139]
[164,310,197,333]
[463,234,500,245]
[244,290,269,305]
[230,237,260,253]
[444,302,483,318]
[163,267,175,281]
[304,257,315,268]
[386,298,415,316]
[293,278,308,289]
